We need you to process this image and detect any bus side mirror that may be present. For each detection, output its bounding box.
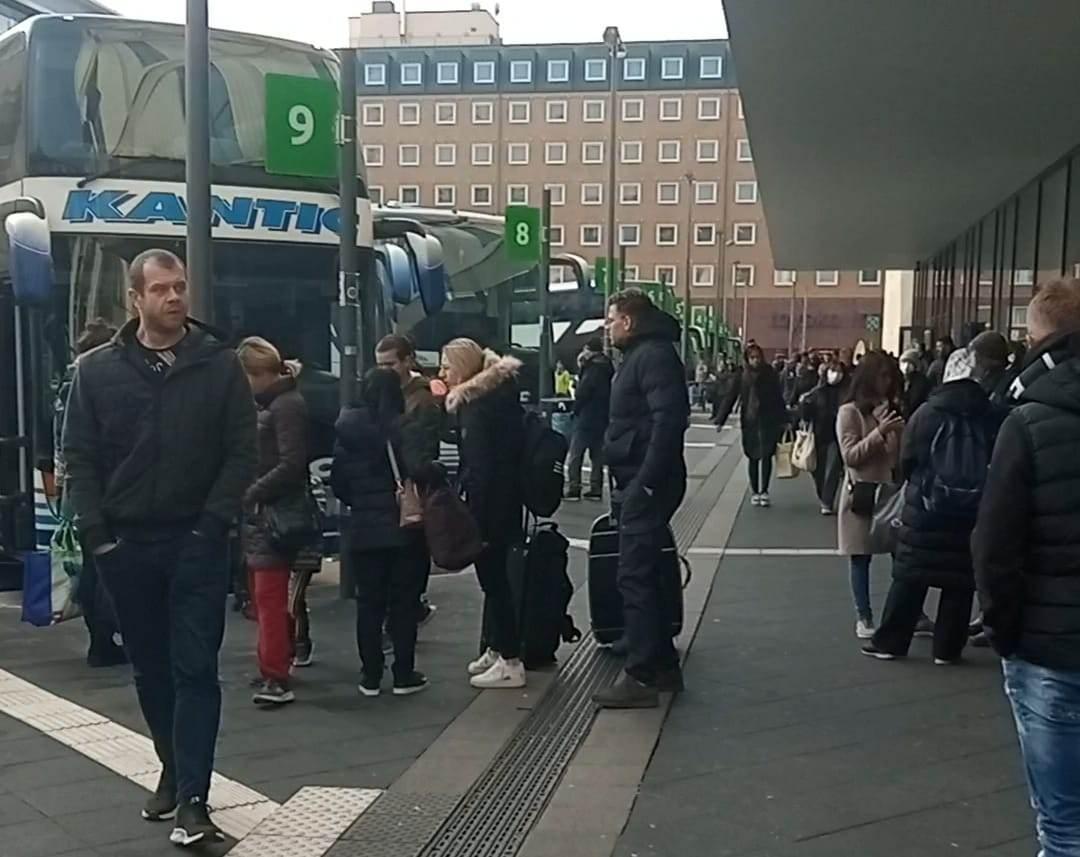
[404,232,448,316]
[6,212,53,306]
[377,243,415,306]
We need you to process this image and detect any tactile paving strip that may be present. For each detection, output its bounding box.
[228,787,381,857]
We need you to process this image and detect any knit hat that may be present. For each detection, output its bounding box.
[943,347,976,383]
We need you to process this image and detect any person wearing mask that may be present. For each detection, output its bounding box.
[899,348,933,419]
[375,334,443,626]
[799,359,849,515]
[332,368,428,697]
[966,330,1011,405]
[926,335,955,388]
[554,360,573,397]
[442,339,527,689]
[716,344,788,507]
[236,337,309,706]
[62,250,256,847]
[972,280,1080,857]
[861,347,1004,664]
[836,351,904,640]
[566,337,614,501]
[54,319,126,668]
[593,290,689,709]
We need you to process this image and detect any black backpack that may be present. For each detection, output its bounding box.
[921,413,991,518]
[519,411,568,517]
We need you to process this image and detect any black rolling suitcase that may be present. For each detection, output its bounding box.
[587,513,687,645]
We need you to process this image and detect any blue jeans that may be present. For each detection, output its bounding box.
[849,554,873,622]
[98,530,229,803]
[1003,658,1080,857]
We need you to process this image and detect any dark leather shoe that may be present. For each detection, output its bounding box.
[655,666,684,693]
[593,671,659,709]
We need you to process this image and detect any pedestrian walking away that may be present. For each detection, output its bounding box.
[332,369,428,698]
[566,336,613,501]
[973,279,1080,857]
[926,335,954,389]
[799,358,849,514]
[237,337,310,707]
[593,289,689,710]
[716,343,787,508]
[442,338,528,690]
[862,346,1004,664]
[836,351,903,640]
[61,248,257,847]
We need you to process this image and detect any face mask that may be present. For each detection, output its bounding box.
[826,369,842,385]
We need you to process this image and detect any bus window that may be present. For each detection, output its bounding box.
[0,31,24,184]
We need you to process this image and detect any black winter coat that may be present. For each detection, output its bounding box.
[893,380,1003,590]
[331,405,404,551]
[243,375,310,568]
[800,379,846,449]
[573,351,614,436]
[901,371,932,420]
[974,332,1080,670]
[604,307,689,535]
[718,364,787,461]
[445,355,525,542]
[62,319,256,552]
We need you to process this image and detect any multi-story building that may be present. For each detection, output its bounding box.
[350,6,884,353]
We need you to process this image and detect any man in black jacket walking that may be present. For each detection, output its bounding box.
[566,337,613,500]
[63,249,256,847]
[973,279,1080,857]
[594,290,689,709]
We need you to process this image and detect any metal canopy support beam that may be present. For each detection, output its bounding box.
[185,0,212,322]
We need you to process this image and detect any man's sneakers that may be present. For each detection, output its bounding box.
[358,673,382,698]
[468,648,499,676]
[470,656,526,689]
[169,797,224,847]
[418,600,438,628]
[141,770,177,821]
[913,615,935,638]
[820,505,835,516]
[593,671,659,709]
[393,671,429,696]
[293,639,314,668]
[855,619,876,639]
[252,679,295,706]
[860,643,898,660]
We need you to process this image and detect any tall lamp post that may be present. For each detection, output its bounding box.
[186,0,211,321]
[681,171,695,367]
[603,25,624,300]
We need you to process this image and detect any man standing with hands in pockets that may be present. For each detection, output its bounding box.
[63,249,256,847]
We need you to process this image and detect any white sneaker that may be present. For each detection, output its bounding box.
[467,648,499,676]
[758,493,771,508]
[469,656,526,689]
[750,494,761,506]
[855,619,875,640]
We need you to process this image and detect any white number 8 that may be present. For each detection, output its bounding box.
[515,222,530,245]
[289,104,315,146]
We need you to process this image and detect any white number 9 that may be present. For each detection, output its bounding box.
[289,104,315,146]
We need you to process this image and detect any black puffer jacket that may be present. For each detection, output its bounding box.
[800,377,847,449]
[243,374,310,568]
[573,351,614,436]
[974,331,1080,669]
[717,363,787,461]
[893,380,1003,590]
[446,354,525,542]
[604,307,689,535]
[331,405,404,551]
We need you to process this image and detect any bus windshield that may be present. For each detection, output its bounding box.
[26,17,337,182]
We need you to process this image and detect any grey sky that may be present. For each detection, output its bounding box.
[105,0,727,51]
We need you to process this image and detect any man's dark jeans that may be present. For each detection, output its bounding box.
[567,427,605,495]
[617,524,679,685]
[98,530,229,803]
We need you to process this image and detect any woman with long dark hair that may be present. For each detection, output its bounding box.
[799,357,850,514]
[836,351,904,639]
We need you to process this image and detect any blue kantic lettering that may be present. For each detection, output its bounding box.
[254,199,298,231]
[62,190,135,223]
[296,202,322,234]
[124,192,187,225]
[211,196,256,229]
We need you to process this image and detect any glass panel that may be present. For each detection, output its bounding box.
[1013,182,1039,331]
[0,31,24,183]
[1038,163,1068,282]
[1067,156,1080,280]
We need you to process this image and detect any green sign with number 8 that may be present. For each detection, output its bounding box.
[505,205,542,263]
[265,74,338,179]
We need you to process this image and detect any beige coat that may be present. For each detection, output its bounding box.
[836,402,901,555]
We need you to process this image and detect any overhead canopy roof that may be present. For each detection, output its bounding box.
[724,0,1080,270]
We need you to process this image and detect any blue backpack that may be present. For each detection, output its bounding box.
[921,414,991,517]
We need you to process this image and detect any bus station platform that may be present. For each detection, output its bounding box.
[0,420,1032,857]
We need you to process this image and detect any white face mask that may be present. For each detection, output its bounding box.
[826,369,842,385]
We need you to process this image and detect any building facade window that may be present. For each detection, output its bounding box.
[473,60,496,84]
[697,139,720,162]
[507,184,529,205]
[735,180,758,203]
[435,102,457,125]
[547,59,570,82]
[583,99,605,122]
[508,101,530,123]
[436,61,459,84]
[700,56,723,79]
[656,265,677,285]
[733,264,755,287]
[656,224,678,245]
[661,56,684,79]
[620,140,642,164]
[544,183,566,205]
[693,265,715,286]
[581,224,602,246]
[398,144,420,166]
[621,98,644,122]
[398,185,420,205]
[399,102,420,125]
[623,56,646,80]
[509,60,532,83]
[659,97,682,121]
[624,264,640,280]
[363,144,383,166]
[581,183,603,205]
[546,99,567,122]
[364,64,386,86]
[369,185,384,205]
[859,269,882,285]
[400,62,422,85]
[548,224,564,246]
[774,269,796,286]
[584,58,607,81]
[737,96,745,119]
[472,142,493,165]
[435,185,456,207]
[736,139,752,162]
[507,142,530,165]
[733,223,757,245]
[816,270,840,286]
[472,101,493,124]
[435,143,456,166]
[471,184,493,207]
[658,140,681,163]
[545,141,567,164]
[362,103,384,126]
[698,96,721,120]
[657,181,680,204]
[582,141,604,164]
[619,182,642,205]
[695,181,718,204]
[695,223,717,245]
[619,223,640,246]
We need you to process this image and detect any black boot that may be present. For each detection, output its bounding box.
[593,671,659,709]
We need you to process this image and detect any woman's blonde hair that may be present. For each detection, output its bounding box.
[441,337,486,380]
[236,336,301,377]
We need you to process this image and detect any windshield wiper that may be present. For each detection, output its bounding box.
[77,156,186,188]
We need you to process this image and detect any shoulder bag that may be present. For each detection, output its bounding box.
[387,441,424,528]
[266,486,321,553]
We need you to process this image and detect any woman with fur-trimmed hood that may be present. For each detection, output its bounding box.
[441,338,528,690]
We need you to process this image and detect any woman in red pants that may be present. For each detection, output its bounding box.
[237,337,310,706]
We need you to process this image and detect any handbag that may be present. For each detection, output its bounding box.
[774,429,796,479]
[422,485,484,571]
[265,487,320,553]
[847,478,879,517]
[386,441,424,528]
[869,482,905,555]
[791,423,817,472]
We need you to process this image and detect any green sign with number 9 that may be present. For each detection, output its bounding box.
[505,205,542,262]
[265,74,338,179]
